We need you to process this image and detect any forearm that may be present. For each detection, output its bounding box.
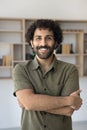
[16,89,82,111]
[16,89,71,111]
[18,98,74,116]
[28,95,71,111]
[46,107,74,116]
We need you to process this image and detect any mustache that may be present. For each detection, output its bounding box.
[37,46,50,49]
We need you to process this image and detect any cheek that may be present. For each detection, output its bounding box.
[51,42,57,48]
[32,44,37,50]
[52,42,57,49]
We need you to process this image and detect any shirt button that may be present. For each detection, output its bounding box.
[44,125,47,128]
[44,88,47,91]
[43,76,46,79]
[44,112,47,115]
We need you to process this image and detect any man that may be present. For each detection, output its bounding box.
[13,19,82,130]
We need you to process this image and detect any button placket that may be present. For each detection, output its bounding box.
[42,75,48,130]
[43,75,48,92]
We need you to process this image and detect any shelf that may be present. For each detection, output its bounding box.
[55,53,81,56]
[0,77,12,79]
[0,30,23,33]
[13,60,25,63]
[0,66,12,68]
[63,30,84,34]
[0,18,87,78]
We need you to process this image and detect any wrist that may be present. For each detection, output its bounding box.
[66,96,73,106]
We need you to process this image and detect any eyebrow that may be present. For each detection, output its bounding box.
[34,35,54,37]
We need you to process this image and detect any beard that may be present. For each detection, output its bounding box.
[33,44,55,59]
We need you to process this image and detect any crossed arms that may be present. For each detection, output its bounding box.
[16,88,82,116]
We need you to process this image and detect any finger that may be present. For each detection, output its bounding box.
[75,89,82,95]
[71,89,82,96]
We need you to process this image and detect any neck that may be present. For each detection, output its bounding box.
[36,54,54,72]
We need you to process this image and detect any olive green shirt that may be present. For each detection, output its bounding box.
[13,55,79,130]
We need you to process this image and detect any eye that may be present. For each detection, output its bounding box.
[35,37,41,41]
[46,36,53,41]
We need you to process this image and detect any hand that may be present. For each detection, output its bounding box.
[70,89,82,96]
[66,107,74,116]
[70,90,83,110]
[17,98,24,108]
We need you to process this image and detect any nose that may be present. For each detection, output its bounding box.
[41,38,47,46]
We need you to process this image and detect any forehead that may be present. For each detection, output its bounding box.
[34,28,54,36]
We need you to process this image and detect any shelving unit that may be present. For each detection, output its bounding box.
[55,29,84,76]
[0,18,24,78]
[0,18,87,78]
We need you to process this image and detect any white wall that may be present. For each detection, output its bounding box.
[0,0,87,128]
[0,0,87,20]
[72,78,87,121]
[0,79,21,128]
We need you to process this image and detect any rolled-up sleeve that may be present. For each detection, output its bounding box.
[13,63,33,96]
[61,65,79,96]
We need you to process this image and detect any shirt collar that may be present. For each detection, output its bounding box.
[32,55,58,71]
[32,56,40,70]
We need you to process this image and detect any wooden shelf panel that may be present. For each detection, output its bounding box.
[13,60,25,63]
[55,53,81,56]
[0,30,23,33]
[63,30,84,34]
[0,66,12,68]
[0,18,87,78]
[0,77,12,79]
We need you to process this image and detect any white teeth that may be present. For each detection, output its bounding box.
[40,48,47,50]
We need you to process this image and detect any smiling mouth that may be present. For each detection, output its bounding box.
[39,48,49,53]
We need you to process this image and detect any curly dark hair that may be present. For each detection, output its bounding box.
[25,19,63,46]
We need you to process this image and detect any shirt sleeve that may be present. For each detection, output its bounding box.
[13,63,33,96]
[61,65,80,96]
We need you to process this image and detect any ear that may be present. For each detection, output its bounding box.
[30,40,33,48]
